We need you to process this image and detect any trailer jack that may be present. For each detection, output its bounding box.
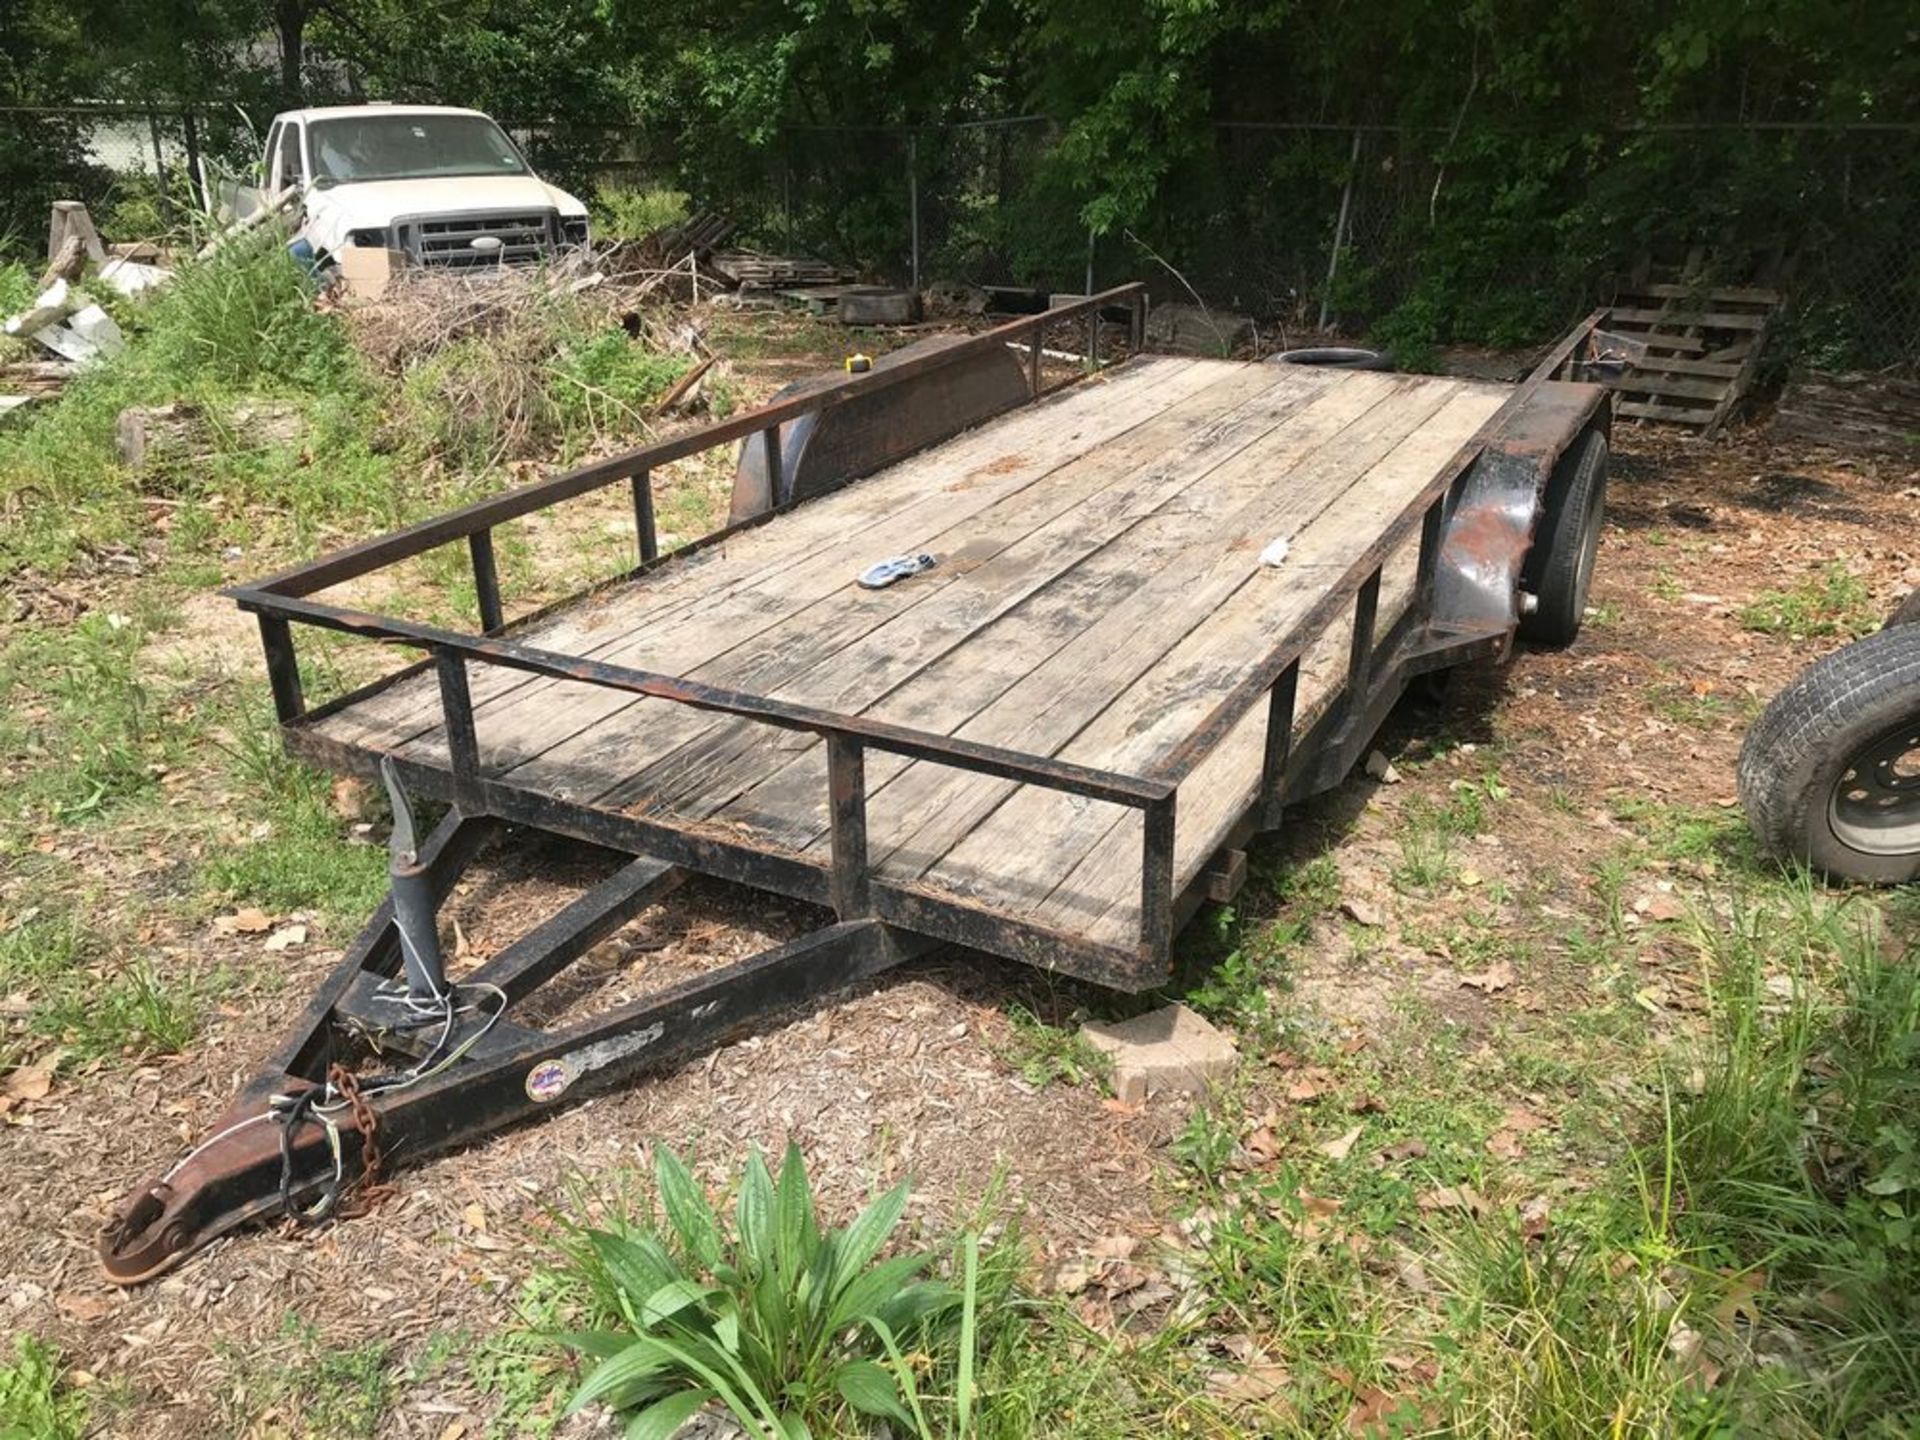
[100,771,929,1284]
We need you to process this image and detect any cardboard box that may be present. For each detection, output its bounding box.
[338,246,406,301]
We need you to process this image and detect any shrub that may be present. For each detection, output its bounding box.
[592,186,691,241]
[554,1143,978,1438]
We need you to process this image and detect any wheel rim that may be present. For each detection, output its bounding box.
[1570,477,1605,614]
[1828,716,1920,856]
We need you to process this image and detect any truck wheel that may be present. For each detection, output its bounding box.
[1737,624,1920,885]
[1517,427,1608,646]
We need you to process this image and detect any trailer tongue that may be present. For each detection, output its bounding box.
[102,290,1618,1282]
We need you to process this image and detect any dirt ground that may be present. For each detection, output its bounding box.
[3,373,1915,1436]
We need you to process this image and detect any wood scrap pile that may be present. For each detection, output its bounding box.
[1771,372,1920,460]
[2,202,173,417]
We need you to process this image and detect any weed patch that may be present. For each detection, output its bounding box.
[0,1335,87,1440]
[1740,563,1880,640]
[994,1004,1110,1089]
[215,1316,396,1440]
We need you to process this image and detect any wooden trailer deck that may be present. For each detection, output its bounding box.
[292,356,1512,958]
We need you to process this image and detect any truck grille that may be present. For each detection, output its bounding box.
[392,209,559,268]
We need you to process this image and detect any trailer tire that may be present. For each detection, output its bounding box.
[1517,426,1608,646]
[1737,624,1920,885]
[1270,347,1391,371]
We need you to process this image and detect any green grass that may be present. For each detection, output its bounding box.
[994,1004,1111,1089]
[0,906,198,1064]
[215,1317,397,1440]
[590,184,690,241]
[1739,563,1881,640]
[0,1335,87,1440]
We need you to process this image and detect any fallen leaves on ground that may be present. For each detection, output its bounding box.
[1318,1124,1364,1161]
[1205,1358,1294,1415]
[0,1050,62,1115]
[1373,1137,1429,1165]
[1417,1184,1489,1218]
[214,907,273,936]
[1283,1065,1335,1102]
[1459,961,1516,992]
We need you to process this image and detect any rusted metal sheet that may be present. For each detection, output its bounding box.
[730,334,1031,520]
[1432,380,1610,634]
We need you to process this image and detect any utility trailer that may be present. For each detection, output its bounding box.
[102,287,1620,1281]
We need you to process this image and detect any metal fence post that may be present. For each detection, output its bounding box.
[908,132,921,292]
[1317,127,1363,332]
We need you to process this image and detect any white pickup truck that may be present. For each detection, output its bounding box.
[239,103,591,269]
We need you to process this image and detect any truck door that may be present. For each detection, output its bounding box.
[272,120,308,194]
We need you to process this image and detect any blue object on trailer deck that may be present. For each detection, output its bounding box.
[858,553,938,589]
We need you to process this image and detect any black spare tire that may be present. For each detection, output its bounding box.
[1738,623,1920,885]
[1270,347,1391,370]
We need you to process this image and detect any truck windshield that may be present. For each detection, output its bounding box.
[308,114,530,185]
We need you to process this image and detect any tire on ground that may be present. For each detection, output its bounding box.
[1517,426,1608,646]
[1737,623,1920,885]
[1269,347,1391,370]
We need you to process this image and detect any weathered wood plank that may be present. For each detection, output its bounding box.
[923,385,1505,931]
[1609,371,1730,402]
[710,370,1423,860]
[1615,399,1715,425]
[313,357,1213,753]
[440,360,1274,781]
[1629,356,1743,379]
[1607,307,1768,330]
[1626,283,1781,306]
[588,365,1344,818]
[1070,545,1422,948]
[1771,371,1920,458]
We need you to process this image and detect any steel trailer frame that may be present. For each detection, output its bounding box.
[101,290,1618,1281]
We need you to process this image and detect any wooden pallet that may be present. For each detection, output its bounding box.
[709,250,859,289]
[1600,278,1782,436]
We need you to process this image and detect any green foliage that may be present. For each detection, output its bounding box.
[0,1336,86,1440]
[216,1316,396,1440]
[1739,564,1880,640]
[553,1143,972,1438]
[0,260,37,318]
[550,330,690,432]
[994,1004,1110,1089]
[591,185,690,240]
[0,239,387,579]
[0,606,168,822]
[1665,890,1920,1429]
[0,906,198,1063]
[140,232,356,392]
[200,706,388,923]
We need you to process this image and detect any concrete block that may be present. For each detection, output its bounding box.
[1081,1003,1238,1105]
[1145,302,1253,358]
[837,287,921,325]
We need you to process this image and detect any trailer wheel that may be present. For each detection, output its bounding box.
[1737,624,1920,884]
[1517,427,1608,646]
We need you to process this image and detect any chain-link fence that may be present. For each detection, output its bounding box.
[7,103,1915,372]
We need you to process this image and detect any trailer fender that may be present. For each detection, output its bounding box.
[1431,380,1610,635]
[730,334,1031,521]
